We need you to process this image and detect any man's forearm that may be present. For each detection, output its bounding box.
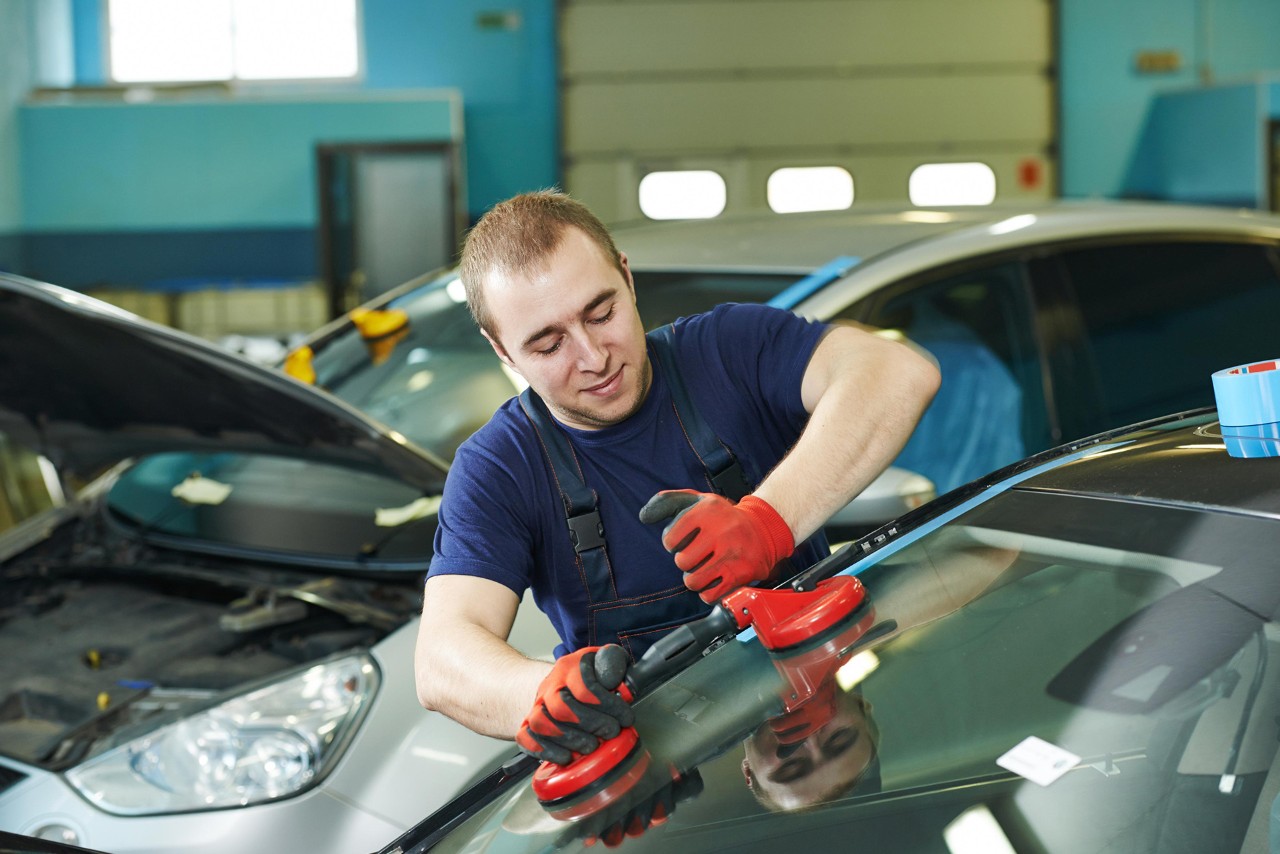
[415,612,552,739]
[756,331,940,544]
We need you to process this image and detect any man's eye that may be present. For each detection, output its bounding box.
[771,758,813,784]
[537,340,562,356]
[589,306,615,325]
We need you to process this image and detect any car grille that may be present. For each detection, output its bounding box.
[0,762,27,795]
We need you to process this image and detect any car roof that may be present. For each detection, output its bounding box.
[609,200,1280,283]
[796,201,1280,316]
[1011,411,1280,520]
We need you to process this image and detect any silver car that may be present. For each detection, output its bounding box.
[0,278,559,853]
[297,200,1280,533]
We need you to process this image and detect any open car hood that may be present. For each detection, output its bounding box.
[0,274,447,490]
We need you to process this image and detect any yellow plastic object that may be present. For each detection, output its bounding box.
[284,346,317,385]
[97,692,110,711]
[350,307,411,366]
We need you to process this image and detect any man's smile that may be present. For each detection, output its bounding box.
[582,366,624,397]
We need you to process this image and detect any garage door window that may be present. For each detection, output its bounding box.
[767,167,854,214]
[638,171,727,220]
[909,163,997,206]
[107,0,361,83]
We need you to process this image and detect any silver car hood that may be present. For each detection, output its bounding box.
[0,274,447,490]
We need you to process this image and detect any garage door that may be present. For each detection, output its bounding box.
[560,0,1056,223]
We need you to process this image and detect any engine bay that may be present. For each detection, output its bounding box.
[0,515,421,770]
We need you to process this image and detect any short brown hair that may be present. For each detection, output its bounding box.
[459,189,624,337]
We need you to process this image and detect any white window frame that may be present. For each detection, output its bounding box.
[103,0,366,86]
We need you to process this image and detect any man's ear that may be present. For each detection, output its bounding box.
[619,251,637,300]
[481,327,520,374]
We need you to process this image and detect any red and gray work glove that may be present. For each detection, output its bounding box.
[639,490,795,604]
[516,644,635,766]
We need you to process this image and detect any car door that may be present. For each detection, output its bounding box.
[833,260,1051,494]
[1029,239,1280,441]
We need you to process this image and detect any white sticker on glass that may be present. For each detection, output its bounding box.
[996,736,1080,787]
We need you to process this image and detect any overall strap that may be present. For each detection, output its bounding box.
[649,325,753,501]
[518,388,616,604]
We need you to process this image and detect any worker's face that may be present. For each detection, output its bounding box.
[742,694,876,811]
[480,227,651,431]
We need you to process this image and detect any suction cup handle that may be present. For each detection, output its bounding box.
[623,606,738,700]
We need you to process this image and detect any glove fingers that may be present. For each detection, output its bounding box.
[527,706,598,754]
[672,539,715,572]
[638,490,702,525]
[555,691,624,740]
[515,727,573,765]
[593,644,630,690]
[683,570,728,603]
[550,670,634,732]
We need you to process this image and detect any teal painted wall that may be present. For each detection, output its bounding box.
[1061,0,1280,199]
[67,0,559,221]
[2,0,73,269]
[20,95,459,230]
[1122,82,1266,206]
[0,2,31,240]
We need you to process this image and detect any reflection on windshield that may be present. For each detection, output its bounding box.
[424,489,1280,853]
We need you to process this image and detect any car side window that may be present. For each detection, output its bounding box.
[848,262,1047,493]
[1060,241,1280,429]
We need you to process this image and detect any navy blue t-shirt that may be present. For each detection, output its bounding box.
[428,303,830,656]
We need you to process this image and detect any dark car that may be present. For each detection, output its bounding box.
[378,401,1280,854]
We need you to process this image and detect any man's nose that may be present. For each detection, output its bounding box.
[570,328,607,371]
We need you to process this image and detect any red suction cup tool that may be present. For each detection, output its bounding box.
[720,575,867,652]
[532,726,652,820]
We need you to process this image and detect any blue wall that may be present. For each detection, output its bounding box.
[18,94,458,286]
[361,1,560,219]
[14,0,1280,288]
[1121,81,1272,207]
[68,0,559,221]
[1060,0,1280,199]
[9,0,560,288]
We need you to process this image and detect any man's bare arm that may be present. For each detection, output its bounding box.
[755,324,940,544]
[415,574,552,738]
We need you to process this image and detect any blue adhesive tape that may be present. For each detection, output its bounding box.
[1211,360,1280,459]
[767,256,860,309]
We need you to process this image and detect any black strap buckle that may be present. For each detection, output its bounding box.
[568,510,606,553]
[711,461,751,502]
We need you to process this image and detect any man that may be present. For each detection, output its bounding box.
[415,190,938,763]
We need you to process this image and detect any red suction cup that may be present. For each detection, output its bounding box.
[533,726,652,820]
[721,575,867,652]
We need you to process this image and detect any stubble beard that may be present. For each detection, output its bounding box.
[552,357,653,430]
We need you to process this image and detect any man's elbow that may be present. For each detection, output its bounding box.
[413,643,449,713]
[889,338,941,412]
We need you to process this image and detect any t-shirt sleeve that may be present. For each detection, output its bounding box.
[697,303,829,433]
[427,433,536,596]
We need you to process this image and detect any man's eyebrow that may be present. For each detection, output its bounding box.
[520,288,617,350]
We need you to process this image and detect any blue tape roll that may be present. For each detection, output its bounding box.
[1211,360,1280,458]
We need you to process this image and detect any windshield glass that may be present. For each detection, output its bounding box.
[106,451,435,568]
[427,487,1280,853]
[310,270,800,461]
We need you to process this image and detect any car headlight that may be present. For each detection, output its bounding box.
[65,654,379,815]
